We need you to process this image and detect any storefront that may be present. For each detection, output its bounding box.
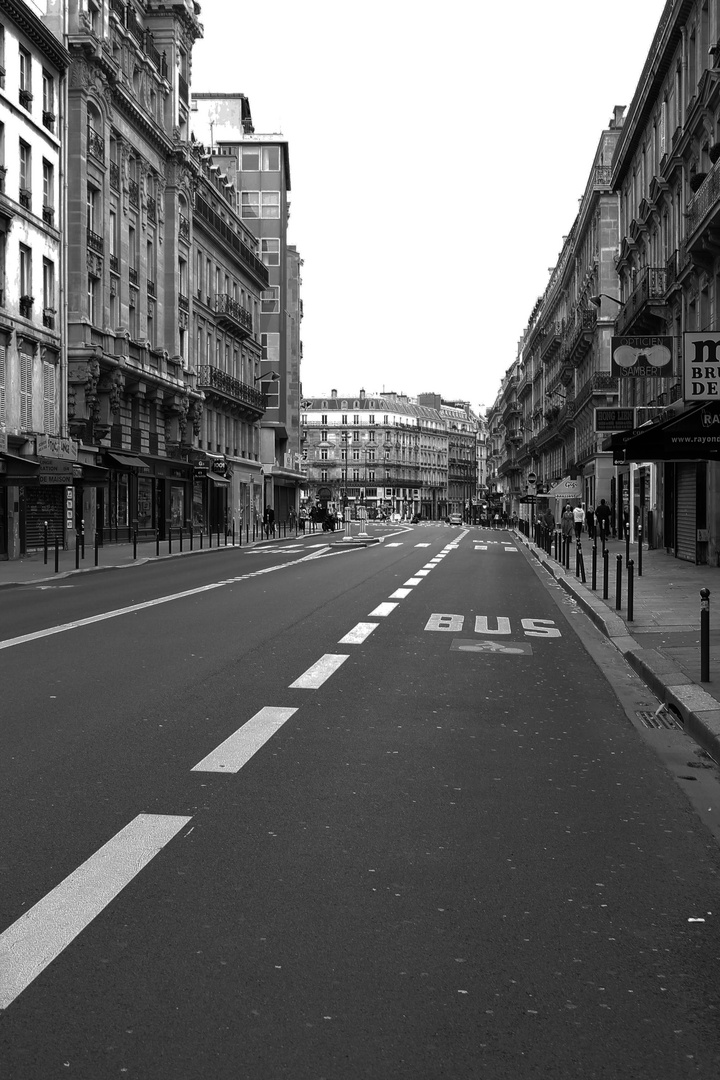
[100,451,193,542]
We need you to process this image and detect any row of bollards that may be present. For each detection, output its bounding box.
[533,527,711,684]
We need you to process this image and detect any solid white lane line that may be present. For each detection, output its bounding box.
[403,578,422,586]
[389,588,412,599]
[0,813,191,1010]
[338,622,379,645]
[289,654,348,689]
[0,549,329,653]
[369,602,398,617]
[192,707,297,773]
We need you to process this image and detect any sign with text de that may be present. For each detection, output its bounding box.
[683,332,720,399]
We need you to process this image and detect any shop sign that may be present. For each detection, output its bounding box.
[683,333,720,399]
[38,459,78,484]
[611,336,673,377]
[594,408,635,432]
[36,435,77,460]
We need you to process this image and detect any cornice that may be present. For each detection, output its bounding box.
[0,0,70,71]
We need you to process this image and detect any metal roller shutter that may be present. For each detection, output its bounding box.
[675,463,697,563]
[23,486,64,550]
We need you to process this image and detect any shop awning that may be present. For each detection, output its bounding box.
[209,474,231,486]
[603,402,720,461]
[78,463,109,484]
[105,453,150,473]
[0,452,40,478]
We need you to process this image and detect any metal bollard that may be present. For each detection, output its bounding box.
[179,528,183,553]
[168,529,173,555]
[55,536,59,573]
[156,530,160,557]
[190,529,194,551]
[209,527,212,548]
[200,530,203,549]
[75,535,80,570]
[133,530,137,560]
[627,559,634,621]
[701,588,711,683]
[43,521,48,565]
[638,525,643,577]
[625,524,630,568]
[591,544,597,591]
[232,521,235,546]
[603,548,609,599]
[615,554,622,610]
[95,531,99,567]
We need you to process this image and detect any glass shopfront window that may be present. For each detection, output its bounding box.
[170,484,184,528]
[106,473,129,528]
[192,478,205,529]
[137,476,153,530]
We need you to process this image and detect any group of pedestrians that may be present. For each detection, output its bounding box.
[559,500,612,544]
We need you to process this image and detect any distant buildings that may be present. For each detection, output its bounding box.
[300,390,484,521]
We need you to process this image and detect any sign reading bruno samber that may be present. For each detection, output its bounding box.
[683,333,720,400]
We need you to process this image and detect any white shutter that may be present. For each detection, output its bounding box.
[20,350,32,431]
[43,361,56,434]
[0,346,5,424]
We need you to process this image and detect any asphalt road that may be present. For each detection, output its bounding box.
[1,524,719,1079]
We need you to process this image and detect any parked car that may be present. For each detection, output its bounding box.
[449,513,463,525]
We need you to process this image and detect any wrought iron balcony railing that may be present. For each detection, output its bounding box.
[215,293,252,334]
[87,126,104,162]
[196,365,265,412]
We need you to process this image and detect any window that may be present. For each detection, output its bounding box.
[262,146,280,171]
[19,141,30,208]
[260,373,280,409]
[43,360,56,433]
[320,469,328,482]
[0,25,5,88]
[261,238,280,266]
[19,243,32,299]
[241,146,280,171]
[320,448,328,460]
[19,46,31,108]
[260,332,280,363]
[0,344,5,422]
[87,274,99,325]
[352,449,360,461]
[261,286,280,314]
[353,414,360,425]
[368,414,375,425]
[43,258,54,317]
[128,222,137,269]
[241,191,280,218]
[42,71,54,129]
[42,160,53,224]
[341,414,348,425]
[87,185,99,235]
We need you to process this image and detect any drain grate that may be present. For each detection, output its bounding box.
[636,706,683,730]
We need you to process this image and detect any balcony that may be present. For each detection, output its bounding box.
[215,293,253,337]
[147,279,156,298]
[87,230,104,255]
[87,126,105,162]
[128,179,139,208]
[178,293,189,312]
[194,195,269,288]
[147,195,156,223]
[686,156,720,262]
[178,73,188,105]
[43,308,56,329]
[19,188,31,210]
[109,160,120,191]
[42,111,55,133]
[42,205,54,226]
[541,320,564,362]
[19,295,33,319]
[19,88,32,110]
[179,213,190,242]
[110,254,119,274]
[129,267,138,286]
[614,267,668,336]
[196,364,265,418]
[563,306,597,366]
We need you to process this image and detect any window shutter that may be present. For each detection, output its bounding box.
[20,350,32,431]
[43,361,56,434]
[0,346,5,424]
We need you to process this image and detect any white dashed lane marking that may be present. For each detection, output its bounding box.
[289,654,349,689]
[0,813,191,1010]
[338,622,379,645]
[192,707,298,773]
[389,588,412,599]
[403,578,422,586]
[369,602,398,617]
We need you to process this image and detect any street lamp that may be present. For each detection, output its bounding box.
[589,294,623,308]
[254,371,280,383]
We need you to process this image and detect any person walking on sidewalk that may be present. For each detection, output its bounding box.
[585,505,595,540]
[573,503,585,540]
[595,499,611,548]
[561,506,574,543]
[263,505,275,539]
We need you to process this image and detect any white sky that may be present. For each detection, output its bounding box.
[191,0,666,413]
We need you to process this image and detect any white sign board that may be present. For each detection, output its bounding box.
[684,333,720,400]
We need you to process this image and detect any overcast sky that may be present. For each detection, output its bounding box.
[191,0,666,414]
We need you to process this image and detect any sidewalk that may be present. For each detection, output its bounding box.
[515,529,720,764]
[0,530,302,586]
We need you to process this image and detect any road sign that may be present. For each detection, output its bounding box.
[528,471,537,483]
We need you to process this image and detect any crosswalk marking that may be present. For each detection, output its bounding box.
[192,707,297,773]
[0,813,191,1010]
[338,622,379,644]
[289,654,348,688]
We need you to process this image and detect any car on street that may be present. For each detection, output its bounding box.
[449,513,463,525]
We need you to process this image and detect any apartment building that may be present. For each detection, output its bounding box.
[191,92,304,521]
[0,0,69,558]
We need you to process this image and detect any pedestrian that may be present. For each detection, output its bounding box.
[561,505,574,542]
[573,503,585,540]
[263,505,275,539]
[585,505,595,540]
[289,506,297,533]
[299,506,307,534]
[595,498,611,546]
[493,512,500,529]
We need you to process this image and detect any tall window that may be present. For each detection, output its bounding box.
[42,160,53,224]
[0,25,5,89]
[43,257,54,314]
[260,332,280,363]
[0,343,5,423]
[261,286,280,314]
[260,238,280,265]
[19,243,32,299]
[196,249,202,298]
[19,46,31,109]
[42,70,54,130]
[19,141,30,207]
[241,191,280,219]
[86,185,99,235]
[87,274,99,325]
